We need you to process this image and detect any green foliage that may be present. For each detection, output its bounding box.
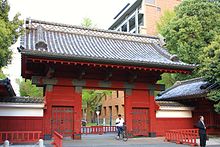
[16,78,43,97]
[159,0,220,65]
[82,89,111,122]
[199,35,220,112]
[157,73,176,88]
[81,17,96,28]
[157,0,220,112]
[0,0,23,68]
[157,10,176,34]
[0,69,6,79]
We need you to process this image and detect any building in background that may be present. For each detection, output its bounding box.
[109,0,181,36]
[100,91,124,126]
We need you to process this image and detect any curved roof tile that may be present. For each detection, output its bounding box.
[20,19,195,71]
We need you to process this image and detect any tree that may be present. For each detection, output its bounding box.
[81,17,96,28]
[82,90,111,123]
[0,69,6,79]
[157,10,176,34]
[159,0,220,71]
[158,0,220,112]
[199,35,220,112]
[0,0,23,68]
[16,78,43,97]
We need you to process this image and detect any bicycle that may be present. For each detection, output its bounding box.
[116,124,128,141]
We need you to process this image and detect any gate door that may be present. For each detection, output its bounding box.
[132,108,149,136]
[52,106,74,137]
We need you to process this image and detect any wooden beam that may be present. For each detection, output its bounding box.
[104,72,112,81]
[78,70,85,80]
[128,73,137,83]
[46,67,55,78]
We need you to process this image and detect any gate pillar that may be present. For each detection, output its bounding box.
[124,88,133,137]
[73,86,82,140]
[148,90,156,137]
[43,85,53,140]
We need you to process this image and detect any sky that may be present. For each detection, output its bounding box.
[3,0,135,95]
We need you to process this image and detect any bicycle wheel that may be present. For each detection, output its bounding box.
[122,131,128,141]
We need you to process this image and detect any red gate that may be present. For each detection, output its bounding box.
[132,108,149,136]
[52,107,74,137]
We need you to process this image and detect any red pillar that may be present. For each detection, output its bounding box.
[43,85,53,139]
[148,90,156,137]
[124,89,133,137]
[73,86,82,139]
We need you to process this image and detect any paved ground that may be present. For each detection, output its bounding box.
[45,133,220,147]
[1,133,220,147]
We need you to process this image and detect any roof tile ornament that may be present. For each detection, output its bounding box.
[35,25,47,50]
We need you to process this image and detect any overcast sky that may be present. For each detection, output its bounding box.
[8,0,135,29]
[3,0,135,95]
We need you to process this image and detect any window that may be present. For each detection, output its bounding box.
[129,16,135,32]
[145,0,155,4]
[115,105,119,115]
[104,107,106,116]
[116,91,119,98]
[121,23,127,32]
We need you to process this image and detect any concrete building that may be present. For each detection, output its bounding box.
[109,0,181,36]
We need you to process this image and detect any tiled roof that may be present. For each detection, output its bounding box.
[0,78,16,97]
[19,19,195,71]
[156,78,208,100]
[156,101,189,107]
[0,97,44,104]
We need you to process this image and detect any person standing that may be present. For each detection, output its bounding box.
[197,116,207,147]
[115,114,124,138]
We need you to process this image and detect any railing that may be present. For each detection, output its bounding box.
[0,131,42,144]
[51,131,63,147]
[81,126,116,135]
[165,129,199,146]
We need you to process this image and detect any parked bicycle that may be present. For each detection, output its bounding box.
[116,123,128,141]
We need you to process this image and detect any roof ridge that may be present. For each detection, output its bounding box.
[174,77,204,86]
[157,77,204,97]
[26,18,160,44]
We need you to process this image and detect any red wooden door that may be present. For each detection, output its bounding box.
[132,108,149,136]
[52,106,74,137]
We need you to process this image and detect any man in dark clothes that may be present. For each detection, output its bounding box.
[197,116,207,147]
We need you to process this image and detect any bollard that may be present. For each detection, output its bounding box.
[39,139,44,147]
[4,140,9,147]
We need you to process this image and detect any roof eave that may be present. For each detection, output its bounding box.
[22,50,195,73]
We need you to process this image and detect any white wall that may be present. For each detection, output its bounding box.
[0,103,44,116]
[156,106,193,118]
[0,107,43,116]
[156,110,192,118]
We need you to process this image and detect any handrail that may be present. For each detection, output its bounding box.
[51,131,63,147]
[81,126,116,134]
[165,129,199,146]
[0,131,42,143]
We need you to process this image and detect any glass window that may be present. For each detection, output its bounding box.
[121,23,127,32]
[145,0,155,4]
[129,16,135,32]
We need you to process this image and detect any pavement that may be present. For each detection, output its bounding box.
[1,133,220,147]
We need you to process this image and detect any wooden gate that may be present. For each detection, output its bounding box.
[132,108,149,136]
[52,106,74,137]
